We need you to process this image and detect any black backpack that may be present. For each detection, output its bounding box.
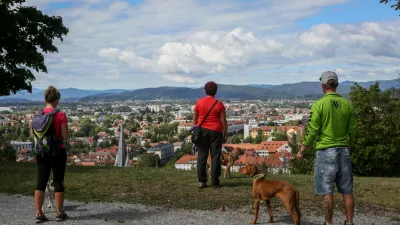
[31,108,60,157]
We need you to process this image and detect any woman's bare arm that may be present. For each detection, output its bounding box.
[220,111,228,142]
[61,123,69,142]
[193,111,199,125]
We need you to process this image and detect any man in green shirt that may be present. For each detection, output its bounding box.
[297,71,357,225]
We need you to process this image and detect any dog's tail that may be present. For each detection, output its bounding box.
[294,189,301,220]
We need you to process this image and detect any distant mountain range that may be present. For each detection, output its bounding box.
[80,79,399,102]
[0,79,398,103]
[0,88,127,102]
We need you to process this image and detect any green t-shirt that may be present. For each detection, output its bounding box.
[303,92,357,150]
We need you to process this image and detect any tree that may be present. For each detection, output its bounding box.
[144,132,152,139]
[228,135,241,144]
[72,131,85,138]
[164,158,176,169]
[380,0,400,11]
[93,134,99,143]
[267,121,278,126]
[168,137,177,144]
[184,113,193,121]
[88,128,94,137]
[146,115,153,123]
[174,142,193,160]
[0,143,17,161]
[254,129,263,144]
[136,153,157,168]
[284,120,301,126]
[349,82,400,176]
[243,135,253,143]
[143,142,151,149]
[110,138,118,146]
[178,129,190,142]
[129,137,138,144]
[274,129,288,141]
[0,0,69,96]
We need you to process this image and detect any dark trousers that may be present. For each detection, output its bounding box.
[36,148,67,192]
[196,128,223,186]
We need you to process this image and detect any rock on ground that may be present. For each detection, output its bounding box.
[0,194,399,225]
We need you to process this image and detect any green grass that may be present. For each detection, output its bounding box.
[1,161,400,214]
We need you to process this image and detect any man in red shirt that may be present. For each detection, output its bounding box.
[193,81,228,189]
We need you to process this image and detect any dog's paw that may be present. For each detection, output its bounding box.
[268,218,274,223]
[250,220,257,224]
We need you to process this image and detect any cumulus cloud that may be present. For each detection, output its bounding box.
[163,74,196,84]
[98,28,284,82]
[23,0,400,89]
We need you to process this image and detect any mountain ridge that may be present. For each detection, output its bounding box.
[0,79,397,102]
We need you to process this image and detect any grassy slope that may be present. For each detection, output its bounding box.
[1,161,400,214]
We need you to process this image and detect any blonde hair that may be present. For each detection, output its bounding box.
[44,86,61,103]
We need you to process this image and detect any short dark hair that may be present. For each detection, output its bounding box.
[324,79,338,89]
[44,86,61,103]
[204,81,218,96]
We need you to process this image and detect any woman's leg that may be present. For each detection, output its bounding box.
[51,149,67,215]
[196,129,210,184]
[209,130,223,187]
[35,156,51,215]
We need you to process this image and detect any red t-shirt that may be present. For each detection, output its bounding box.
[194,96,226,132]
[38,108,68,148]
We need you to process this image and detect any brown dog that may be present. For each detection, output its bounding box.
[207,147,244,179]
[239,164,301,225]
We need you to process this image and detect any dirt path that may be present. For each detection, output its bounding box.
[1,194,399,225]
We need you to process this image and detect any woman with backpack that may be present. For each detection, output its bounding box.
[32,86,69,223]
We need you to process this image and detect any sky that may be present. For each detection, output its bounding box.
[23,0,400,90]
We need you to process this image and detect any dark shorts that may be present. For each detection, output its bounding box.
[36,148,67,192]
[314,147,353,195]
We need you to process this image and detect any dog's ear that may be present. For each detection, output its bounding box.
[248,164,256,177]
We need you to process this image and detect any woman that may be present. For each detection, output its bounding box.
[193,81,228,189]
[33,86,69,223]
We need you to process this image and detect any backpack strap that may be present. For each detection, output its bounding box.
[199,100,218,127]
[47,108,60,116]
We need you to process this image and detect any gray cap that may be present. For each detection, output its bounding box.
[320,71,338,84]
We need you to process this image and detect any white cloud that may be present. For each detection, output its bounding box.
[99,28,284,77]
[163,74,196,84]
[21,0,400,89]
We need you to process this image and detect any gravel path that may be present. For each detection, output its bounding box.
[1,194,399,225]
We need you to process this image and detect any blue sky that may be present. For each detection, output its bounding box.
[23,0,400,90]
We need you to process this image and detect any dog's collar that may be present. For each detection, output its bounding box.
[252,174,265,181]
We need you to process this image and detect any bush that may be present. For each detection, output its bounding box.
[136,153,157,168]
[0,143,17,161]
[164,159,176,169]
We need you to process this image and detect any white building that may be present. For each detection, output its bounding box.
[244,119,258,139]
[227,120,245,134]
[178,123,194,132]
[0,107,12,112]
[10,141,32,152]
[175,155,197,170]
[173,142,183,152]
[147,105,161,112]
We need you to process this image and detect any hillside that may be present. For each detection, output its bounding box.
[0,88,127,101]
[1,79,397,102]
[80,79,398,101]
[80,85,291,101]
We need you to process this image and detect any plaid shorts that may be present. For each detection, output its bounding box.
[314,147,353,195]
